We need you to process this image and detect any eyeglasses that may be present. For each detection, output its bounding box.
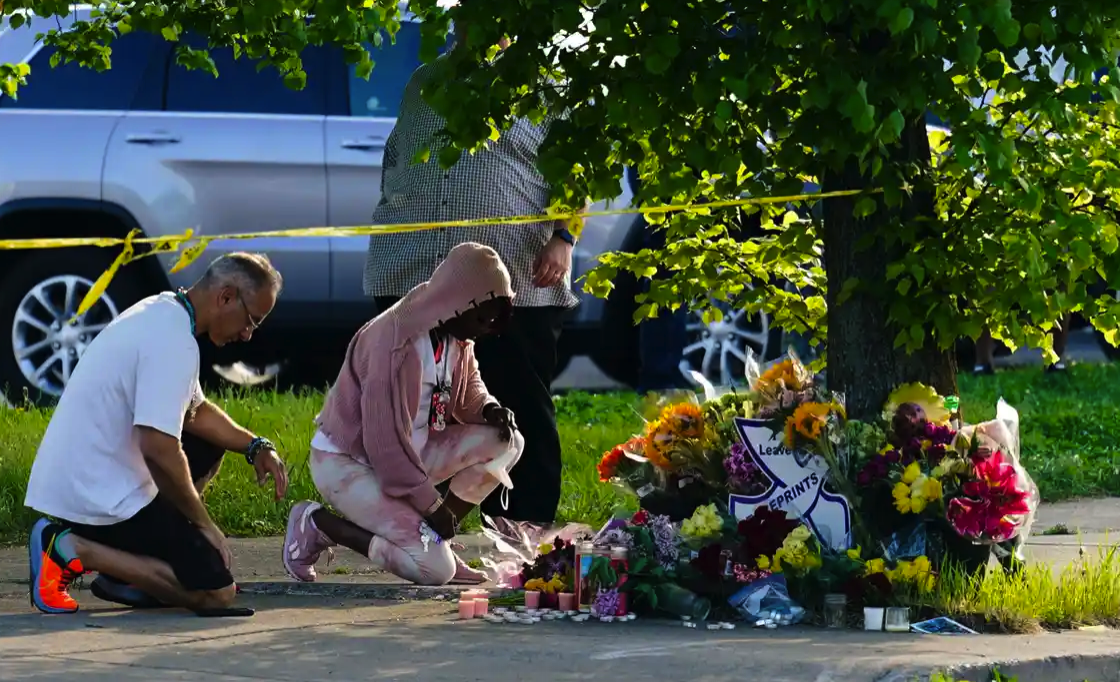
[236,289,263,331]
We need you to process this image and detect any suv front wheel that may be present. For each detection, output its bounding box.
[0,250,146,405]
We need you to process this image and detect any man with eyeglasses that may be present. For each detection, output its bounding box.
[24,252,289,616]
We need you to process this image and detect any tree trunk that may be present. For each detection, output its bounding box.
[822,118,957,420]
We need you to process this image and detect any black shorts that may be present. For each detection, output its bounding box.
[67,496,233,592]
[65,432,232,592]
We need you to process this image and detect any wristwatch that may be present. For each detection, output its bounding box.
[553,227,576,245]
[245,436,275,466]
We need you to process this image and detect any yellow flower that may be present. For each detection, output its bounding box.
[681,504,722,539]
[538,543,553,556]
[643,419,674,469]
[756,555,771,570]
[912,556,931,574]
[893,482,914,513]
[878,445,894,456]
[901,461,922,485]
[786,402,832,445]
[922,477,943,502]
[661,402,705,439]
[788,525,812,544]
[847,545,862,561]
[524,578,546,592]
[544,575,565,594]
[909,492,928,514]
[864,558,886,575]
[754,358,805,393]
[883,383,951,425]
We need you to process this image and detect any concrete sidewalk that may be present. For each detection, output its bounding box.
[1,499,1117,599]
[2,500,1120,682]
[3,593,1120,682]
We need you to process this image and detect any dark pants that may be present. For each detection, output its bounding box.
[634,214,690,392]
[376,297,567,522]
[67,433,230,591]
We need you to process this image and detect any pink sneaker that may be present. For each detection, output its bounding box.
[283,501,335,582]
[449,553,489,585]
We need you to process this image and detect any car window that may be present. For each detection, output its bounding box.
[165,35,328,116]
[0,32,156,110]
[347,22,438,118]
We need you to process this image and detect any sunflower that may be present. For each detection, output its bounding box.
[661,402,705,439]
[644,419,675,469]
[754,358,807,394]
[883,382,951,425]
[785,402,832,446]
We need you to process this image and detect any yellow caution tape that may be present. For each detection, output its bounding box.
[2,188,872,319]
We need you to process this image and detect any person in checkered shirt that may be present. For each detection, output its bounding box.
[364,33,577,530]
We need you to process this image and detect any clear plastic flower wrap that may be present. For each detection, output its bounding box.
[727,573,806,626]
[950,399,1040,545]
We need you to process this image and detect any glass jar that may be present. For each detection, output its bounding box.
[575,542,595,612]
[655,583,711,622]
[884,606,910,632]
[823,593,847,629]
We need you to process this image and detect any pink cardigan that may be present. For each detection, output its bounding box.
[316,243,513,512]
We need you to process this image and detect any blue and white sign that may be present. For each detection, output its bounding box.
[728,417,852,551]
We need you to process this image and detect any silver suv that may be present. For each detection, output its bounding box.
[0,9,782,403]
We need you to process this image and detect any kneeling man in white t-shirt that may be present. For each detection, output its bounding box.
[24,253,289,616]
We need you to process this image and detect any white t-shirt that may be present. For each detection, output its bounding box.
[24,293,204,526]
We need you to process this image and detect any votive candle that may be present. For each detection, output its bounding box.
[458,598,476,620]
[473,597,489,617]
[524,590,541,610]
[558,592,575,612]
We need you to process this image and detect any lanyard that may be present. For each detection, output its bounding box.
[174,288,197,336]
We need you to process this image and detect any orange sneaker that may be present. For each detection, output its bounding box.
[29,518,85,614]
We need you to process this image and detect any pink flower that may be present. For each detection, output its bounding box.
[947,449,1032,543]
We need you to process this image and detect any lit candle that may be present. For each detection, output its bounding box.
[524,590,541,610]
[473,597,489,617]
[458,599,476,620]
[558,592,575,612]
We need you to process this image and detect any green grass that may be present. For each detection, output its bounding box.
[927,546,1120,633]
[1,363,1119,542]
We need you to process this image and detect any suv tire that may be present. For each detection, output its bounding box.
[0,249,149,405]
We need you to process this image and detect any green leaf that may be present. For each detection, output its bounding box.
[282,70,306,91]
[994,19,1021,47]
[438,145,462,169]
[884,110,905,141]
[9,13,25,29]
[853,196,878,218]
[889,8,914,35]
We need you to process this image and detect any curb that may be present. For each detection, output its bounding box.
[943,653,1120,682]
[236,580,518,602]
[872,652,1120,682]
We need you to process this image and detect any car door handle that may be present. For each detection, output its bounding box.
[126,132,181,145]
[340,137,386,151]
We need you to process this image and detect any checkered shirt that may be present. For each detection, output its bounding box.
[363,58,579,309]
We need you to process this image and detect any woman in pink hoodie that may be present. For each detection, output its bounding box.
[283,243,524,585]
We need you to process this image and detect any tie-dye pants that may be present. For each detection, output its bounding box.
[310,425,524,585]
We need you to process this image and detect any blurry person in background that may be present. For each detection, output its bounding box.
[363,24,575,534]
[628,167,692,392]
[972,315,1071,375]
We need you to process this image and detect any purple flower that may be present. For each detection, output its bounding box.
[648,514,679,570]
[593,587,621,617]
[725,443,761,489]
